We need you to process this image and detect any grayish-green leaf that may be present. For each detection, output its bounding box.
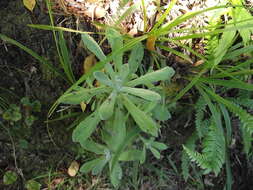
[80,157,104,173]
[106,28,123,70]
[119,149,143,161]
[121,94,159,136]
[94,71,113,87]
[81,34,106,61]
[152,104,171,121]
[59,87,107,104]
[121,87,161,101]
[99,92,117,120]
[127,67,175,86]
[110,162,122,187]
[128,42,144,73]
[72,112,101,144]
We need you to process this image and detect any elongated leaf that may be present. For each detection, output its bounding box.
[72,112,101,144]
[121,87,161,101]
[82,34,106,61]
[80,157,104,173]
[119,149,142,161]
[127,67,175,87]
[106,28,123,70]
[104,107,126,151]
[93,71,113,87]
[128,42,144,73]
[99,92,116,120]
[92,157,108,175]
[80,139,106,154]
[199,78,253,91]
[121,94,158,136]
[59,31,75,83]
[59,87,107,104]
[119,64,130,82]
[110,162,122,187]
[151,141,168,150]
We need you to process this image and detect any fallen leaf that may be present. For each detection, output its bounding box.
[68,161,79,177]
[23,0,36,12]
[83,54,96,74]
[146,36,157,51]
[80,102,87,112]
[193,60,204,67]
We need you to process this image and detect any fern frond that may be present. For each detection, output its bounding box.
[183,125,225,176]
[195,97,208,138]
[181,132,198,181]
[240,123,252,156]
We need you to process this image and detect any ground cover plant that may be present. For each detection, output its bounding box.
[1,0,253,189]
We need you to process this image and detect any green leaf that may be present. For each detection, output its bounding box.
[80,157,104,173]
[93,71,113,87]
[150,147,161,159]
[151,141,168,150]
[106,28,123,70]
[92,157,108,175]
[3,171,17,185]
[119,64,130,82]
[59,87,107,104]
[80,139,106,154]
[98,92,116,120]
[128,42,144,73]
[152,104,171,121]
[25,180,41,190]
[103,108,126,151]
[110,162,122,187]
[121,94,159,136]
[140,146,146,164]
[81,34,106,61]
[121,87,161,101]
[127,66,175,86]
[119,149,142,161]
[72,112,101,144]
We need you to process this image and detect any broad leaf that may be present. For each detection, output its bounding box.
[119,149,142,161]
[94,71,113,87]
[106,28,123,70]
[59,87,107,104]
[152,104,171,121]
[127,66,175,86]
[81,34,106,61]
[110,162,122,187]
[121,94,159,136]
[99,92,117,120]
[80,157,104,173]
[128,42,144,73]
[80,139,106,154]
[72,112,101,144]
[121,87,161,101]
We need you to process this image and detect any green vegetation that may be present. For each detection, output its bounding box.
[1,0,253,189]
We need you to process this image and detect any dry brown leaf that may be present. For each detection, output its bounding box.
[193,60,204,67]
[68,161,79,177]
[146,36,157,51]
[83,54,96,74]
[23,0,36,11]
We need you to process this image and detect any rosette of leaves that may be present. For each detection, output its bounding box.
[59,28,175,187]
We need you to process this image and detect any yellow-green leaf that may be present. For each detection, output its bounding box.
[23,0,36,11]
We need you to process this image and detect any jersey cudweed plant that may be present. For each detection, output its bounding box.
[59,28,175,187]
